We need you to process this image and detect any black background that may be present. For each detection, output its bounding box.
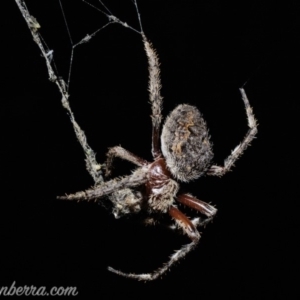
[1,0,299,298]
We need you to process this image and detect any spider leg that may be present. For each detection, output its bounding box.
[108,206,201,281]
[208,88,258,177]
[105,146,148,177]
[57,167,148,202]
[170,215,215,231]
[143,35,163,159]
[144,216,211,231]
[177,194,217,218]
[190,216,214,228]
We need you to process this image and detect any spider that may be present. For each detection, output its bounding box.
[58,33,258,281]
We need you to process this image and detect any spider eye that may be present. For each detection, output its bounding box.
[161,104,213,182]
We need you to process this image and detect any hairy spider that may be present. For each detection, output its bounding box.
[58,34,257,281]
[14,0,257,283]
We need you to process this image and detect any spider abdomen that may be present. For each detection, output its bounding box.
[161,104,213,182]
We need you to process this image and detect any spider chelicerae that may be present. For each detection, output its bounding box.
[58,33,258,280]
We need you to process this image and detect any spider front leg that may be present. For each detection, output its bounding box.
[208,88,258,177]
[108,206,200,281]
[105,146,148,177]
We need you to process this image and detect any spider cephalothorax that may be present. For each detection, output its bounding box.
[58,35,257,281]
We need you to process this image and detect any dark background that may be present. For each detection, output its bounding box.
[1,0,299,298]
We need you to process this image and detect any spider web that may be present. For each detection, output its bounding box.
[15,0,145,186]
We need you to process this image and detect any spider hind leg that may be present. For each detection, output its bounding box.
[108,206,201,281]
[142,36,163,159]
